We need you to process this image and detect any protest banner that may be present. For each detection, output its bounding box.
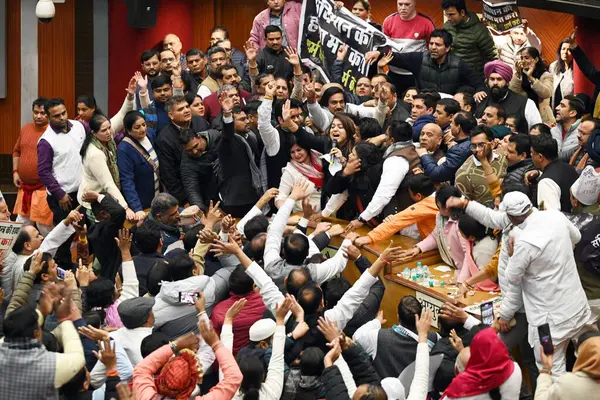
[0,221,22,253]
[298,0,402,93]
[482,0,523,33]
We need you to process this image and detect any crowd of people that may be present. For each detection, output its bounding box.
[1,0,600,399]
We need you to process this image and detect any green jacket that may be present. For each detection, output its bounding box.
[443,12,498,82]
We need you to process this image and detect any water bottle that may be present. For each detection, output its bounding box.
[402,268,411,280]
[416,262,423,282]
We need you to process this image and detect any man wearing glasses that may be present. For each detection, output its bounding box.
[455,125,508,207]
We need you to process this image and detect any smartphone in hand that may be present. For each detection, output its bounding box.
[56,267,66,280]
[178,291,199,304]
[480,301,494,326]
[538,323,554,355]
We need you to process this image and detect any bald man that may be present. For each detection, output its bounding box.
[419,123,445,164]
[163,33,185,70]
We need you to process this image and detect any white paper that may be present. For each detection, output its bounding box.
[320,153,343,176]
[434,265,452,272]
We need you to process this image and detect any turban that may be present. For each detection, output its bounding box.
[484,61,513,83]
[499,191,532,217]
[156,349,202,400]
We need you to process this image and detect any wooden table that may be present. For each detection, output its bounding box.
[317,217,499,328]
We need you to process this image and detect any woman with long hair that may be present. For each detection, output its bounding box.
[185,91,206,118]
[77,114,136,221]
[549,38,575,109]
[275,140,347,215]
[509,46,555,125]
[325,142,384,222]
[117,111,160,220]
[294,113,357,208]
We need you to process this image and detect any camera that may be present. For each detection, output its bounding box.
[36,0,55,24]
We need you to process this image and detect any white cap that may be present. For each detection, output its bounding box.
[499,191,532,217]
[571,166,600,206]
[381,377,406,400]
[249,319,276,342]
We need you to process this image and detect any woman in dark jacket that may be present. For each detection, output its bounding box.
[325,142,383,221]
[117,111,159,219]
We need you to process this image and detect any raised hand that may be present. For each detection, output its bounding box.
[198,320,220,347]
[336,44,349,61]
[220,95,235,114]
[174,332,200,352]
[275,295,294,324]
[76,259,91,287]
[415,308,433,343]
[29,251,45,276]
[244,40,258,62]
[210,235,241,257]
[93,338,118,371]
[265,80,277,98]
[376,310,387,325]
[285,47,301,66]
[324,336,342,367]
[317,317,340,343]
[115,228,132,255]
[365,51,381,65]
[258,188,279,209]
[377,51,393,68]
[135,71,148,91]
[203,200,223,228]
[221,214,235,233]
[449,328,464,352]
[126,75,138,95]
[198,228,219,244]
[224,298,247,324]
[303,80,317,103]
[289,180,310,201]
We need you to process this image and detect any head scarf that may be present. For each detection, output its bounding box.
[574,335,600,380]
[484,61,513,83]
[155,349,203,400]
[443,328,515,398]
[499,191,532,217]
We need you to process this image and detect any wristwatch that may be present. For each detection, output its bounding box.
[358,216,367,224]
[169,341,180,356]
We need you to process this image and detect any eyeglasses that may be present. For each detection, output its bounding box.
[469,143,487,150]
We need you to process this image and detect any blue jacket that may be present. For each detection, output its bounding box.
[412,114,436,142]
[420,137,471,183]
[117,129,157,212]
[142,101,169,133]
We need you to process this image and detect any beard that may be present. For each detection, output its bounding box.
[490,85,509,102]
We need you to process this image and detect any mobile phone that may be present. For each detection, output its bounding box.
[57,267,66,280]
[480,301,494,326]
[538,323,554,355]
[178,291,199,304]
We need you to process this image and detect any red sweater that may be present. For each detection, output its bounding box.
[382,12,435,52]
[210,291,266,355]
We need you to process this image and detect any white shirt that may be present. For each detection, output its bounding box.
[110,326,152,366]
[264,199,351,285]
[505,210,589,342]
[307,100,387,133]
[257,99,281,156]
[197,85,213,99]
[524,98,543,129]
[537,177,562,210]
[360,156,409,221]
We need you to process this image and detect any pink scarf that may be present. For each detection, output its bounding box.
[291,150,324,189]
[104,301,124,328]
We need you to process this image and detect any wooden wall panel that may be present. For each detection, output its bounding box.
[38,0,76,117]
[0,0,21,154]
[192,0,216,51]
[215,0,266,49]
